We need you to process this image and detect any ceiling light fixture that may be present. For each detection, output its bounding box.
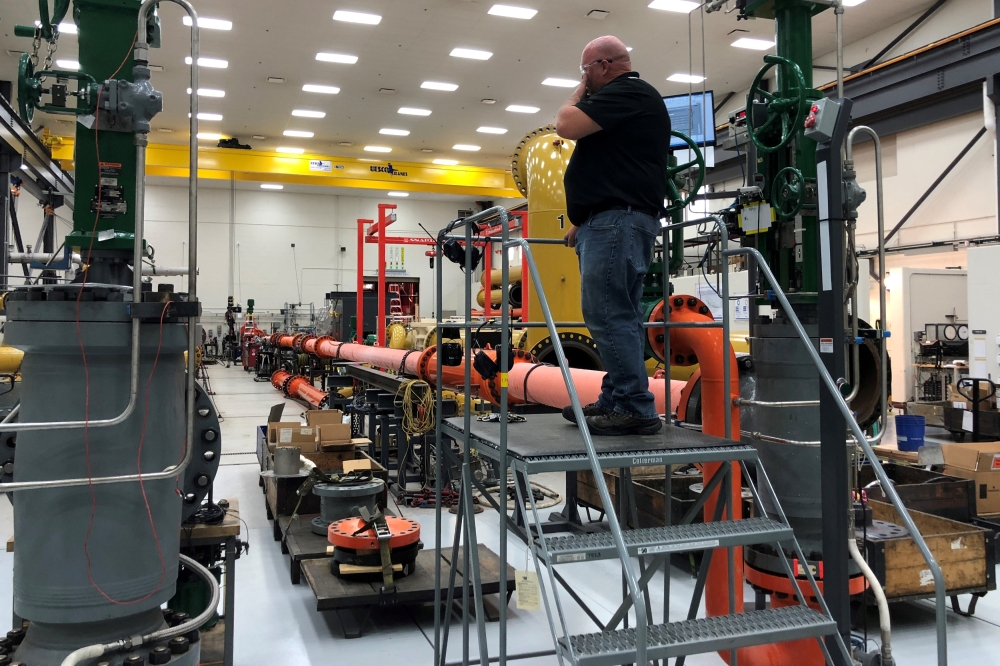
[488,4,537,19]
[453,144,481,151]
[333,10,382,24]
[433,158,459,165]
[506,104,539,113]
[667,73,706,83]
[183,16,232,30]
[292,109,326,118]
[187,87,226,97]
[197,132,222,140]
[185,56,228,68]
[648,0,699,13]
[251,135,266,140]
[195,112,222,121]
[542,77,578,87]
[303,84,340,94]
[340,141,354,146]
[380,128,410,136]
[267,77,285,84]
[450,48,493,60]
[398,107,432,116]
[387,191,409,197]
[35,21,76,34]
[365,146,392,153]
[731,37,775,50]
[283,130,314,138]
[55,59,80,70]
[421,81,458,91]
[316,52,359,64]
[260,183,284,190]
[276,147,305,154]
[477,126,507,134]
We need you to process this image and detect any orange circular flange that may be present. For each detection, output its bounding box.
[744,560,868,603]
[328,516,421,550]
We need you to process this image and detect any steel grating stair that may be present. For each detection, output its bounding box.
[561,605,838,666]
[538,517,794,563]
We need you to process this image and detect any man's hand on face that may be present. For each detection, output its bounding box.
[564,225,580,248]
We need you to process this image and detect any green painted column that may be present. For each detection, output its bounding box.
[68,0,143,253]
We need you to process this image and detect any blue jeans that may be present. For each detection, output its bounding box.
[575,208,659,419]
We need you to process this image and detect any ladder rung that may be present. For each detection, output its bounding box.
[562,605,837,666]
[539,518,792,564]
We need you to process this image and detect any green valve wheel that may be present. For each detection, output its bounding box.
[665,130,705,214]
[771,167,806,219]
[17,54,39,124]
[746,55,808,154]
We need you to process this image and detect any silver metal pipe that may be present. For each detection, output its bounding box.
[141,265,190,276]
[734,398,820,408]
[836,1,845,99]
[8,252,82,264]
[724,246,947,666]
[847,126,889,447]
[848,536,893,663]
[1,405,19,424]
[59,554,219,666]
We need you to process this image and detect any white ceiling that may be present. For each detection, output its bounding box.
[2,0,938,170]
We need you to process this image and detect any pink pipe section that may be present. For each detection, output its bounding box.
[506,363,685,415]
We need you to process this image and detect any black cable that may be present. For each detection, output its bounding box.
[699,238,722,300]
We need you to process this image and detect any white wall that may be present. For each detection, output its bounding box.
[7,183,525,324]
[967,245,1000,382]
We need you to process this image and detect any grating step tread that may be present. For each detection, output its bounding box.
[564,606,836,666]
[540,518,792,563]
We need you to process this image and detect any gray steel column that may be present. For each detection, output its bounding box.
[228,172,236,300]
[989,73,1000,235]
[0,169,9,292]
[816,97,853,665]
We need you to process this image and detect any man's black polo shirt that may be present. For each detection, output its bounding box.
[563,72,672,226]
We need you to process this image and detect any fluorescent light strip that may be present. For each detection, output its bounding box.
[35,20,76,34]
[187,88,226,97]
[421,81,458,91]
[292,109,326,118]
[450,48,493,60]
[303,84,340,94]
[648,0,699,13]
[283,130,314,138]
[542,78,578,87]
[185,56,228,68]
[379,128,410,136]
[433,159,459,165]
[398,107,432,116]
[197,132,222,140]
[488,4,537,19]
[191,112,222,121]
[732,37,775,50]
[453,144,481,151]
[506,104,539,113]
[333,10,382,24]
[183,16,233,30]
[365,146,392,153]
[477,126,507,134]
[667,73,706,83]
[316,52,359,64]
[260,183,284,190]
[387,192,409,197]
[55,59,80,70]
[276,147,305,154]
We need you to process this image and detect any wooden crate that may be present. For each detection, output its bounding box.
[864,500,996,600]
[858,463,975,522]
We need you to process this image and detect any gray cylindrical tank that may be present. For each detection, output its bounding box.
[311,479,384,535]
[6,287,185,624]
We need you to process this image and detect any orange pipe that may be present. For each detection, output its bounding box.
[507,363,685,416]
[270,370,329,408]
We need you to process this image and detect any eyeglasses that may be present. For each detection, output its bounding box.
[580,58,612,75]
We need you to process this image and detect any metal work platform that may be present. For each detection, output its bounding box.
[564,605,837,666]
[442,414,757,472]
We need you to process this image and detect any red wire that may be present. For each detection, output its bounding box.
[75,32,171,605]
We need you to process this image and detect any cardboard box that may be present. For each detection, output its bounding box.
[306,409,345,427]
[315,422,352,446]
[942,442,1000,514]
[266,422,317,453]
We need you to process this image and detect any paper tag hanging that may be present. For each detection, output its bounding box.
[515,570,541,611]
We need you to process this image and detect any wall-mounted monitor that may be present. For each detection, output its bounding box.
[664,90,715,149]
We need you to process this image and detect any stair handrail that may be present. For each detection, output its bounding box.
[723,246,948,666]
[506,237,650,666]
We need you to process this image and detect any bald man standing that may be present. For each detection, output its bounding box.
[556,35,671,436]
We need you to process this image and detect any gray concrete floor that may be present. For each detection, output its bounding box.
[1,363,998,665]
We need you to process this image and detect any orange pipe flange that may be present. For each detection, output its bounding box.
[270,369,328,408]
[302,335,321,355]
